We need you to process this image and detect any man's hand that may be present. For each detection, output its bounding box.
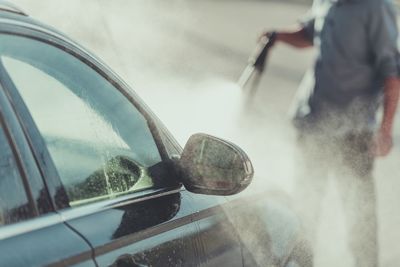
[258,30,277,42]
[372,129,393,157]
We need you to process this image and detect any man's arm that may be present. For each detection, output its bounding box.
[373,77,400,157]
[272,28,314,49]
[262,13,315,49]
[367,2,400,157]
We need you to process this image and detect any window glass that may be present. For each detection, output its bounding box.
[0,35,164,207]
[0,122,32,225]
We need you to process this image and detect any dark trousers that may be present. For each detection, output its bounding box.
[294,131,378,267]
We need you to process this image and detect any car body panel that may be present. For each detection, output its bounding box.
[0,214,96,267]
[63,190,201,267]
[186,193,243,267]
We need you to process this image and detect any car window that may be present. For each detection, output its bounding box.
[0,121,33,225]
[0,34,164,207]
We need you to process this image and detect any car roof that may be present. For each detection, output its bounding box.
[0,1,26,16]
[0,3,83,52]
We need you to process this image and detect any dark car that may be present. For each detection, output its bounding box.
[0,1,311,266]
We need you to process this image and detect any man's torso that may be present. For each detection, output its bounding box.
[293,0,398,134]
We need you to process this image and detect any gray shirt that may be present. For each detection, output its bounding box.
[292,0,400,135]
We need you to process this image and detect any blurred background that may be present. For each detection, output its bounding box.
[12,0,400,266]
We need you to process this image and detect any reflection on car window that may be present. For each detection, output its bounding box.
[0,35,163,207]
[0,122,33,225]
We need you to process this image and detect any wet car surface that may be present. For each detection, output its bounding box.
[0,1,311,266]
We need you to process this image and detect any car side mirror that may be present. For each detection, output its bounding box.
[178,133,254,195]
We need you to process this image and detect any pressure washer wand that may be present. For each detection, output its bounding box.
[238,32,277,89]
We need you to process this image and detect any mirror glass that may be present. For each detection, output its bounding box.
[179,134,253,195]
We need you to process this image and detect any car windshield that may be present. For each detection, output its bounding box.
[0,34,167,206]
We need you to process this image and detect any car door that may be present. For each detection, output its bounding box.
[185,193,244,267]
[0,29,202,267]
[0,61,95,266]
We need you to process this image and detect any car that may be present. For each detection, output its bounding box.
[0,1,311,266]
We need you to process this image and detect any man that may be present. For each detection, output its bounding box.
[262,0,400,266]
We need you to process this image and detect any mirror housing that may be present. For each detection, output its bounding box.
[178,133,254,195]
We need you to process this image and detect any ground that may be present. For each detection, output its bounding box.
[13,0,400,266]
